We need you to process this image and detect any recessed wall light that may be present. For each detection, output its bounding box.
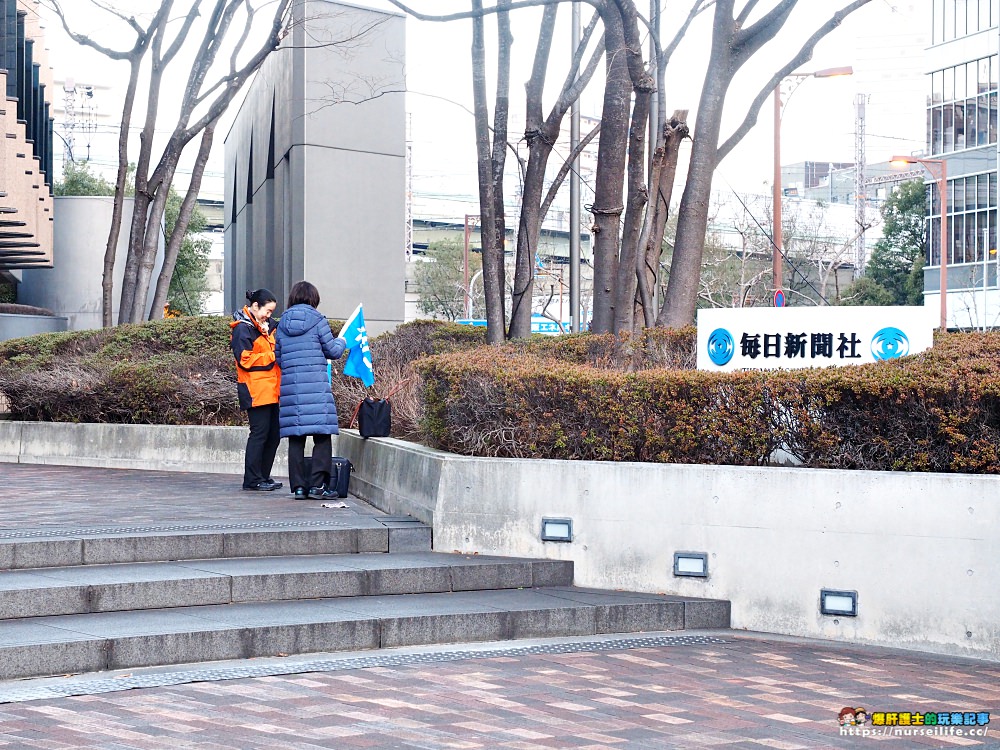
[541,517,573,542]
[673,551,708,578]
[820,589,858,617]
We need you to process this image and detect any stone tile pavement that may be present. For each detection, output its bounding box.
[0,631,996,749]
[0,463,373,528]
[0,463,997,749]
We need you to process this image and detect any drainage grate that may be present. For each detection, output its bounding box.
[0,634,727,704]
[0,519,371,540]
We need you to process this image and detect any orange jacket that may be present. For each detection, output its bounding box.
[230,307,280,409]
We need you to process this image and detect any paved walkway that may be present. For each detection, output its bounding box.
[0,464,997,749]
[0,463,377,527]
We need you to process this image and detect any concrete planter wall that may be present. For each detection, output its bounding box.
[336,433,1000,663]
[1,420,997,662]
[0,312,67,342]
[0,421,289,475]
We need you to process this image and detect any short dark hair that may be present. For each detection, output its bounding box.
[287,280,320,308]
[246,288,276,307]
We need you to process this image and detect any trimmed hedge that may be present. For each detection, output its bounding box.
[416,330,1000,473]
[0,303,55,316]
[5,315,999,474]
[0,316,486,432]
[330,320,486,440]
[0,317,241,425]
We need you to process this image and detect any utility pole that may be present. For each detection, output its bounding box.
[61,78,76,162]
[405,113,413,261]
[854,93,868,279]
[569,2,581,332]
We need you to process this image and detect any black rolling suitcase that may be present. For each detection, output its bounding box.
[330,457,352,498]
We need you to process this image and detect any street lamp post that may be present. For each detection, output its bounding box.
[463,214,477,319]
[890,156,948,331]
[772,66,853,297]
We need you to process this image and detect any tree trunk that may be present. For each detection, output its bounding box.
[634,111,688,326]
[657,1,735,328]
[470,0,504,343]
[149,122,217,320]
[589,4,630,334]
[612,80,651,333]
[492,1,512,337]
[102,58,142,328]
[509,4,558,340]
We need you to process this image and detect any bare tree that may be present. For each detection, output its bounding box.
[508,7,603,338]
[658,0,873,327]
[698,203,772,309]
[382,0,874,337]
[43,0,293,324]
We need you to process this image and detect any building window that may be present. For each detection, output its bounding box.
[926,173,998,269]
[934,0,997,43]
[928,55,998,156]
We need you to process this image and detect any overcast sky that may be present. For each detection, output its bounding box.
[37,0,929,209]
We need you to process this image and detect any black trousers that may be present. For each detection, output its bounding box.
[287,434,332,491]
[243,404,280,488]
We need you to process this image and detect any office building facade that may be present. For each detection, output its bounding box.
[926,0,1000,327]
[225,0,406,334]
[0,0,53,274]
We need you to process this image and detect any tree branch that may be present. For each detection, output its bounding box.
[161,1,203,65]
[539,121,600,220]
[735,0,762,26]
[84,0,144,34]
[661,0,713,70]
[559,20,605,110]
[229,0,256,75]
[39,0,143,59]
[383,0,601,23]
[717,0,872,163]
[732,0,797,58]
[184,0,290,140]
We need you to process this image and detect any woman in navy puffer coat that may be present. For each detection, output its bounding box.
[274,280,347,499]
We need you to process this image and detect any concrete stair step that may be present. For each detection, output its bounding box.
[0,518,430,569]
[0,551,573,619]
[0,587,731,680]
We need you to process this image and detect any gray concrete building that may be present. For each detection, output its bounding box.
[224,0,405,333]
[17,196,163,330]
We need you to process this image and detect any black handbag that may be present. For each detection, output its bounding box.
[350,380,410,439]
[357,397,391,438]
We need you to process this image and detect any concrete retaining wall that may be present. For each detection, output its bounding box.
[1,421,997,661]
[0,421,295,475]
[336,434,1000,663]
[0,313,68,342]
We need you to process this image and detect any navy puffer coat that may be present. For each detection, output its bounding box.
[274,304,347,438]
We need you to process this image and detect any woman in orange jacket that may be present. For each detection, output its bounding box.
[230,288,282,491]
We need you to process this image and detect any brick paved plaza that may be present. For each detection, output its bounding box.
[0,631,997,749]
[0,464,996,749]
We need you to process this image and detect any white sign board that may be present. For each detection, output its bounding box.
[696,306,936,372]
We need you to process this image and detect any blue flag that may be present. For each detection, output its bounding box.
[340,303,374,387]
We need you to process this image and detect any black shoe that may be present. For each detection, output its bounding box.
[262,479,283,490]
[243,481,278,492]
[293,487,308,500]
[309,485,339,499]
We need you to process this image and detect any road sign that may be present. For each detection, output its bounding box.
[774,289,785,308]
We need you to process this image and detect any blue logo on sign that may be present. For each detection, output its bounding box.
[707,328,735,366]
[871,327,909,360]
